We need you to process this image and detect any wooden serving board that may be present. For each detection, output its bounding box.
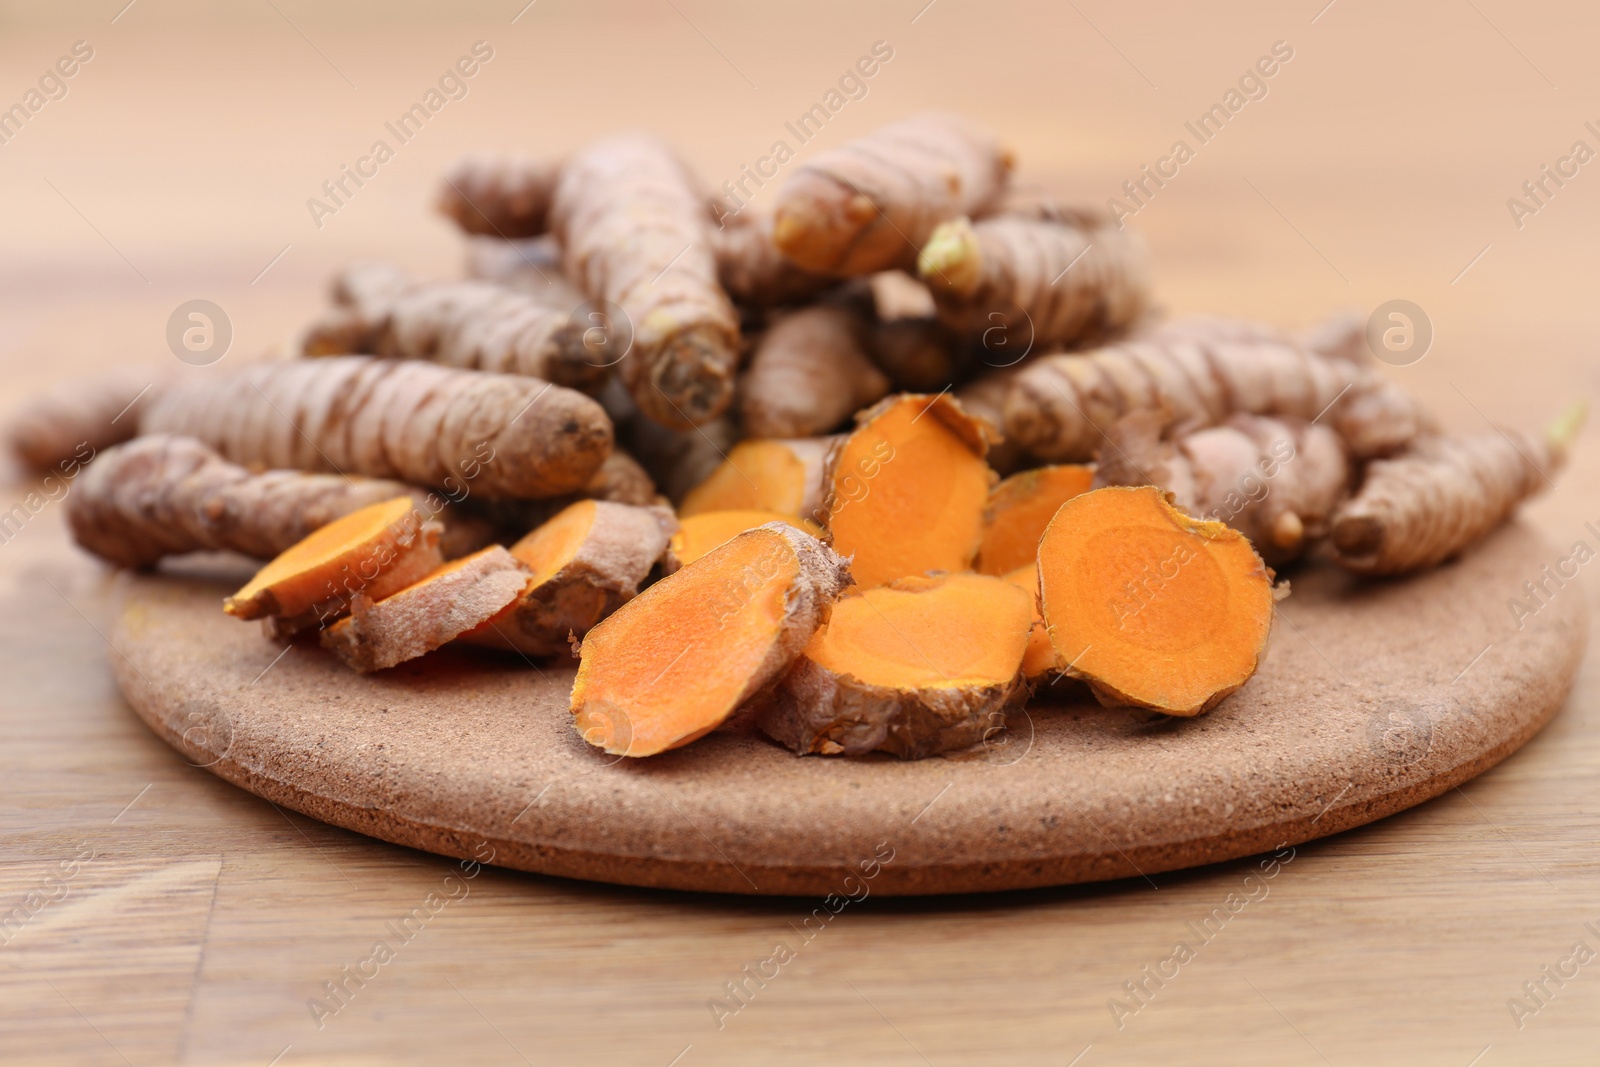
[108,522,1585,897]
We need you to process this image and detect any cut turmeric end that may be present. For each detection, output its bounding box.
[679,437,832,520]
[224,497,434,621]
[320,545,530,673]
[824,393,993,589]
[668,510,825,570]
[571,523,851,757]
[1038,486,1275,716]
[1001,564,1060,681]
[976,464,1096,575]
[758,572,1032,759]
[508,498,601,588]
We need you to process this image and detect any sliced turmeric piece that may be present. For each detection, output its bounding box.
[679,438,836,521]
[976,464,1096,575]
[223,498,441,621]
[460,500,675,656]
[824,393,993,589]
[758,573,1032,759]
[321,546,531,673]
[1001,564,1060,681]
[667,510,825,570]
[571,523,851,757]
[1038,486,1274,716]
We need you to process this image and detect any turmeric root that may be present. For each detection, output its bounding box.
[846,270,967,391]
[552,133,741,429]
[975,464,1095,575]
[1094,412,1350,566]
[740,306,891,438]
[625,414,741,504]
[462,235,569,294]
[474,446,660,536]
[322,545,531,673]
[571,522,851,757]
[223,497,442,622]
[1004,327,1428,462]
[772,112,1014,276]
[140,357,613,500]
[757,573,1032,759]
[1330,408,1581,575]
[437,154,562,238]
[66,434,488,569]
[461,500,675,657]
[7,367,162,471]
[711,209,834,307]
[667,510,825,570]
[680,437,835,520]
[824,393,993,588]
[954,367,1027,474]
[302,262,606,392]
[1038,486,1275,716]
[917,213,1149,350]
[1002,564,1061,681]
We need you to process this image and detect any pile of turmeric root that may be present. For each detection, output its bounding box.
[10,112,1580,760]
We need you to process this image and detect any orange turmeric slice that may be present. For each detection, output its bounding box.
[824,393,993,588]
[679,437,835,521]
[976,464,1095,575]
[1038,486,1274,716]
[1001,564,1060,681]
[320,545,530,673]
[460,500,675,657]
[667,510,825,570]
[571,523,851,757]
[758,572,1032,759]
[223,497,441,621]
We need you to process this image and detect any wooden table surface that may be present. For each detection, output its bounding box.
[3,2,1599,1063]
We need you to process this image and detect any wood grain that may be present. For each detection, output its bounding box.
[3,4,1600,1063]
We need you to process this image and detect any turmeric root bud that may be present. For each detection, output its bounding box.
[1038,486,1276,716]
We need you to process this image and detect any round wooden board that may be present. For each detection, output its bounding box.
[109,522,1585,897]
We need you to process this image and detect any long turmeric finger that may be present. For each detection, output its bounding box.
[436,153,562,238]
[823,393,993,588]
[666,510,825,570]
[476,446,660,536]
[1004,326,1428,462]
[461,500,675,657]
[140,357,612,500]
[322,546,531,673]
[571,522,851,757]
[976,464,1096,575]
[680,437,836,519]
[758,573,1032,759]
[6,367,163,472]
[772,112,1013,276]
[1331,408,1581,575]
[1038,486,1275,716]
[917,213,1149,350]
[552,133,741,429]
[1095,412,1350,566]
[740,306,891,438]
[66,434,488,569]
[223,497,442,621]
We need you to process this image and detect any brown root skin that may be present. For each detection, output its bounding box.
[66,434,486,570]
[1094,412,1349,567]
[771,112,1013,276]
[626,414,741,504]
[570,522,852,757]
[954,368,1027,474]
[710,209,835,307]
[757,573,1032,759]
[1330,418,1574,576]
[1003,321,1430,463]
[680,437,836,520]
[461,501,675,657]
[140,357,613,500]
[468,447,660,539]
[462,235,566,296]
[6,368,163,472]
[552,133,741,429]
[740,306,891,438]
[976,464,1096,576]
[321,546,531,673]
[1039,486,1276,717]
[223,498,443,622]
[436,154,562,238]
[918,213,1150,350]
